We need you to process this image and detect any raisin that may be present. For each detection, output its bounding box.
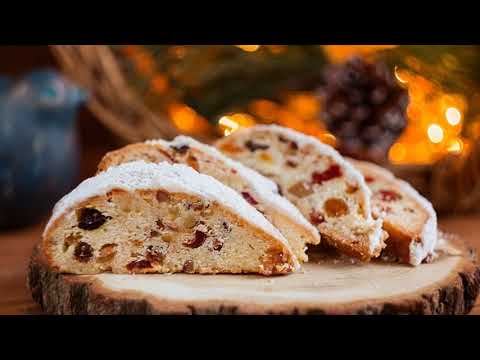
[73,242,94,263]
[231,169,237,174]
[286,160,298,168]
[288,181,313,198]
[186,155,199,171]
[150,230,160,237]
[77,208,109,230]
[126,259,152,271]
[276,183,283,196]
[289,141,299,151]
[377,189,402,202]
[183,260,194,273]
[183,230,207,248]
[365,176,375,183]
[211,238,224,251]
[278,135,289,143]
[146,245,165,264]
[245,140,269,152]
[98,244,117,262]
[170,144,190,154]
[156,190,169,202]
[241,192,258,205]
[222,221,231,232]
[309,211,325,225]
[311,164,342,185]
[324,198,349,217]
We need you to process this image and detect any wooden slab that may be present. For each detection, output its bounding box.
[28,236,480,315]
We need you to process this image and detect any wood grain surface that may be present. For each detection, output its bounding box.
[1,214,479,315]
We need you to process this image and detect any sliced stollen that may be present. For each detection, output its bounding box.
[97,136,320,262]
[216,125,387,261]
[348,158,438,265]
[42,161,299,275]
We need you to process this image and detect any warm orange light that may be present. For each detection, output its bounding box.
[445,107,462,126]
[286,93,320,120]
[219,113,256,136]
[323,45,398,63]
[320,133,337,147]
[236,45,260,52]
[168,103,201,132]
[150,74,169,94]
[394,66,408,84]
[388,143,407,163]
[133,52,155,76]
[249,99,280,122]
[427,124,444,144]
[447,138,463,154]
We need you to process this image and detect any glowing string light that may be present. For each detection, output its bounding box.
[427,124,444,144]
[445,107,462,126]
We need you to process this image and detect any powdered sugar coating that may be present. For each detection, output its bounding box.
[147,135,320,244]
[347,158,438,265]
[43,161,296,262]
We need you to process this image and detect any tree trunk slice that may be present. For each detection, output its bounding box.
[27,235,480,315]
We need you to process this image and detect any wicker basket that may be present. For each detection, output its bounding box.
[51,45,182,143]
[51,45,480,214]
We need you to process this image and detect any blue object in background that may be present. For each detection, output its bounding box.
[0,69,87,229]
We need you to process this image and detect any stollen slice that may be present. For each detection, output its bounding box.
[216,125,387,261]
[97,136,320,262]
[348,158,438,265]
[42,161,299,275]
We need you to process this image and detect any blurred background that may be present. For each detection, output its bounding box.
[2,45,480,315]
[2,45,480,229]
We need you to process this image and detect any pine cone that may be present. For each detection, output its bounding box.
[320,57,409,162]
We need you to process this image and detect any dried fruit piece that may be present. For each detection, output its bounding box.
[309,211,325,225]
[286,160,298,168]
[170,144,190,154]
[245,140,269,152]
[156,190,169,202]
[276,183,283,196]
[289,141,299,151]
[150,230,159,237]
[288,181,313,198]
[63,233,82,252]
[98,243,118,262]
[186,155,199,171]
[222,221,231,232]
[377,189,402,202]
[183,260,194,273]
[260,153,272,162]
[126,259,152,271]
[241,192,259,205]
[278,135,289,143]
[211,238,224,251]
[131,239,143,247]
[77,208,110,230]
[324,198,349,217]
[346,184,359,194]
[183,230,207,248]
[365,176,375,183]
[311,164,342,185]
[73,242,94,263]
[146,245,165,264]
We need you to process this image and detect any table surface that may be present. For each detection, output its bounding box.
[1,215,479,315]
